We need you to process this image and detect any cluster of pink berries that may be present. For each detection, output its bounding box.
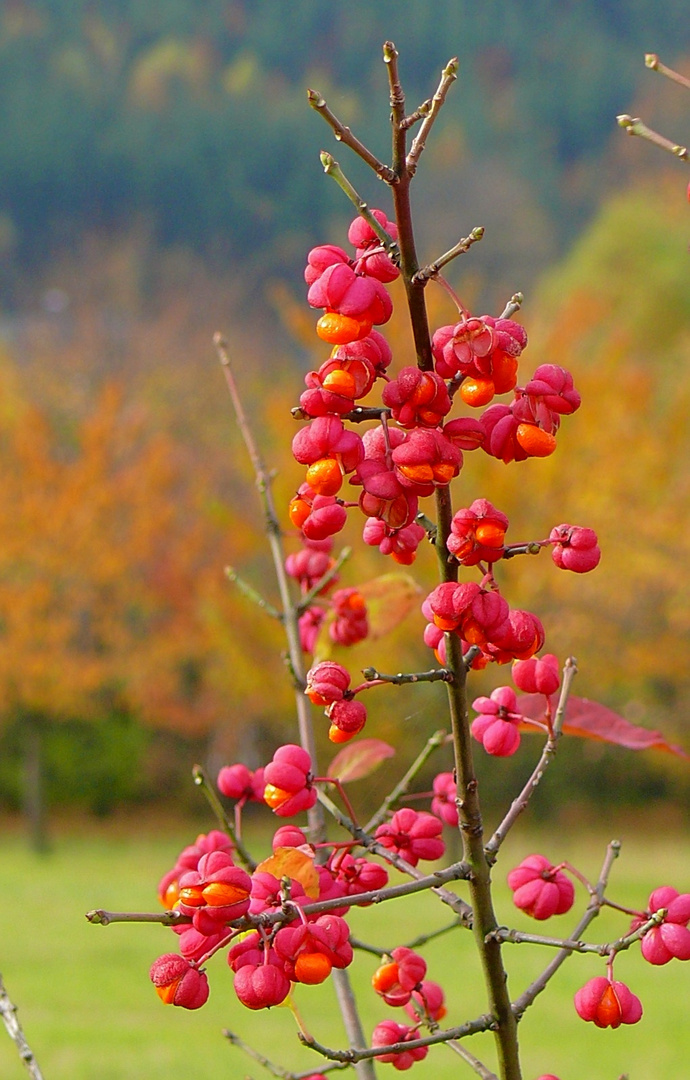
[370,948,447,1070]
[285,210,601,770]
[148,749,690,1069]
[149,743,459,1016]
[507,849,690,1032]
[149,206,612,1069]
[285,533,370,655]
[290,211,597,578]
[467,653,560,757]
[305,660,368,742]
[150,819,366,1011]
[422,512,599,674]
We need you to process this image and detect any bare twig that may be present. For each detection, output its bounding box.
[352,917,463,959]
[407,58,460,176]
[384,41,407,177]
[645,53,690,91]
[214,335,323,835]
[401,99,432,131]
[86,908,189,926]
[359,667,453,687]
[225,566,282,620]
[365,727,449,832]
[308,88,396,183]
[225,1028,351,1078]
[0,976,45,1080]
[485,657,577,859]
[299,1012,496,1064]
[412,227,485,284]
[616,114,688,162]
[501,542,542,560]
[499,293,524,320]
[192,764,257,871]
[489,909,665,957]
[447,1039,499,1080]
[319,153,399,258]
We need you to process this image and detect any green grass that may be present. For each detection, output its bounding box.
[1,816,688,1079]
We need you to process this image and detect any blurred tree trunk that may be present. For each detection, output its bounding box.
[23,714,49,853]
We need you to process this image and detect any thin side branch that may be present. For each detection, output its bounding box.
[308,88,396,183]
[645,53,690,91]
[485,657,577,859]
[447,1040,499,1080]
[86,866,474,937]
[214,335,324,838]
[225,1028,351,1078]
[401,99,432,131]
[296,546,352,615]
[86,909,189,926]
[352,917,463,959]
[407,58,460,176]
[360,667,453,687]
[192,764,257,870]
[384,41,407,177]
[225,566,282,620]
[490,909,664,957]
[616,114,688,162]
[0,976,45,1080]
[499,293,524,320]
[412,227,485,284]
[365,727,449,832]
[501,543,542,560]
[299,1013,496,1064]
[320,153,400,258]
[404,917,464,952]
[317,789,473,923]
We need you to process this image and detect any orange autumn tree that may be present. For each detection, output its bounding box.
[0,369,287,842]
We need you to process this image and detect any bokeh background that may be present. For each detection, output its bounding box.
[1,2,690,1077]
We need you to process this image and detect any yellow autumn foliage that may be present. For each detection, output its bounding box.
[452,184,690,727]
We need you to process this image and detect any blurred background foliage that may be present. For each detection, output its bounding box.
[0,0,689,831]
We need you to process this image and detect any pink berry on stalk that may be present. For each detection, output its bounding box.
[549,524,601,573]
[471,686,523,757]
[512,653,560,695]
[263,744,318,817]
[507,854,575,920]
[374,809,445,866]
[574,976,642,1028]
[632,886,690,965]
[149,954,210,1010]
[372,1020,429,1069]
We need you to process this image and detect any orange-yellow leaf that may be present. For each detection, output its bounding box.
[357,573,421,641]
[255,847,320,898]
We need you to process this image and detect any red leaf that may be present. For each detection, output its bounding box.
[517,693,689,758]
[328,738,395,782]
